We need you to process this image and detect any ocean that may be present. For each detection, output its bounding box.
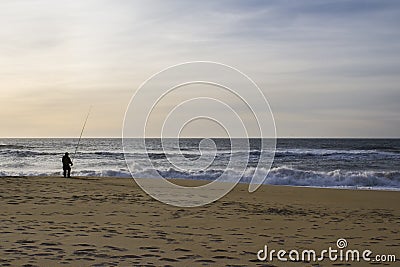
[0,138,399,190]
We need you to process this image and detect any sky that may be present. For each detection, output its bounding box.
[0,0,399,138]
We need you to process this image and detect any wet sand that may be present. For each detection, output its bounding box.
[0,176,399,266]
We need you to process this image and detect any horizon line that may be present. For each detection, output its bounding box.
[1,136,399,139]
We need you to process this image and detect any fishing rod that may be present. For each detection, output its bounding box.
[72,105,92,163]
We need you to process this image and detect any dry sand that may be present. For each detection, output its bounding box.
[0,176,399,266]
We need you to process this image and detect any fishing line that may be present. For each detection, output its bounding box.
[73,105,92,163]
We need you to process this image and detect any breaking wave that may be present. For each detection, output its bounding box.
[1,166,399,190]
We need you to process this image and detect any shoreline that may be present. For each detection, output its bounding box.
[2,175,400,192]
[1,176,399,266]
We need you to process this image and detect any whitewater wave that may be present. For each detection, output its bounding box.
[259,166,400,188]
[128,165,400,189]
[1,166,399,190]
[274,148,399,158]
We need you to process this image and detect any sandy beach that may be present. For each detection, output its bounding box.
[0,176,399,266]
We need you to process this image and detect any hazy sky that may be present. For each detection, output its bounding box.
[1,0,399,137]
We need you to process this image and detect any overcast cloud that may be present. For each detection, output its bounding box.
[0,0,399,137]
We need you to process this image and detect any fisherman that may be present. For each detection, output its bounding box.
[62,152,73,178]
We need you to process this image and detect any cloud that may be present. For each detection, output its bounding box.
[0,0,399,137]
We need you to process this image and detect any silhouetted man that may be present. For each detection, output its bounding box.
[62,152,73,178]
